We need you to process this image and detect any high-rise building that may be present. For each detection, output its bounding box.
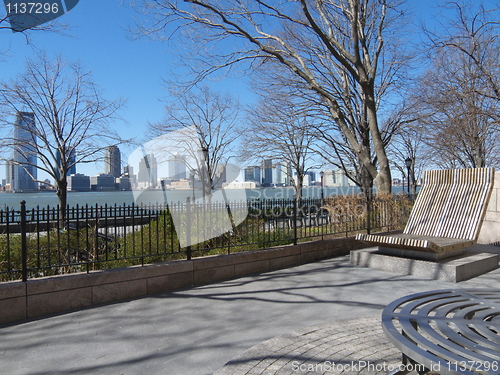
[12,112,37,192]
[168,153,187,179]
[306,171,316,186]
[5,159,14,185]
[55,149,76,179]
[104,145,121,178]
[321,170,335,187]
[138,153,158,188]
[334,169,356,187]
[244,166,261,184]
[274,163,291,186]
[262,159,273,186]
[285,163,292,186]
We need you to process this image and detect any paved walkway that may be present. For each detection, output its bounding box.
[1,250,499,375]
[213,317,402,375]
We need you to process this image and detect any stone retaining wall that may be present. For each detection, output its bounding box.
[0,236,368,325]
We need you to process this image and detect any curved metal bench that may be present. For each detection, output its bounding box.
[382,289,500,375]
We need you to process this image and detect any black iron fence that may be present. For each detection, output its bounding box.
[0,196,414,281]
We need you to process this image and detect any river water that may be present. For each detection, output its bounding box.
[0,186,408,209]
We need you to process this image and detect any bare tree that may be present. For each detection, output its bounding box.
[415,36,500,168]
[133,0,414,194]
[244,97,319,202]
[424,1,500,103]
[149,86,241,199]
[0,53,125,224]
[388,116,429,195]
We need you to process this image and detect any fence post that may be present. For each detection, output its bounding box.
[293,197,298,246]
[20,200,28,282]
[186,196,192,260]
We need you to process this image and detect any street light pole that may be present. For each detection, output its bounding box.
[405,157,413,198]
[199,147,209,203]
[191,172,195,202]
[319,171,324,204]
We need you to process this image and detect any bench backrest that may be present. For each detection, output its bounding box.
[403,168,494,240]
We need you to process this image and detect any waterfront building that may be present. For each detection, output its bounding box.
[168,153,187,179]
[321,169,356,187]
[116,176,131,191]
[170,179,191,189]
[214,164,227,189]
[321,170,335,187]
[244,166,261,185]
[104,145,121,178]
[222,181,256,189]
[334,169,356,187]
[306,171,316,186]
[5,159,14,185]
[302,174,310,187]
[67,174,90,192]
[55,149,76,179]
[12,112,37,192]
[285,163,292,186]
[123,165,137,188]
[274,163,284,186]
[138,154,158,189]
[262,159,273,186]
[90,173,116,191]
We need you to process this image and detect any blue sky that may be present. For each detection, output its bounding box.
[0,0,254,180]
[0,0,496,182]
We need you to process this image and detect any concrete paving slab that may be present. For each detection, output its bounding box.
[0,254,499,375]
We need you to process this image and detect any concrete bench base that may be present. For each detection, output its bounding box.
[350,245,499,282]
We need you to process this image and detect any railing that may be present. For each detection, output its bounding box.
[0,195,414,281]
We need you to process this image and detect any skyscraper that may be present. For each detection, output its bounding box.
[262,159,273,186]
[104,145,121,178]
[12,112,37,192]
[138,153,158,188]
[244,166,261,183]
[168,153,187,179]
[5,159,14,186]
[55,149,76,179]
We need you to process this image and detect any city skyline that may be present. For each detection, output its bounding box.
[1,134,366,191]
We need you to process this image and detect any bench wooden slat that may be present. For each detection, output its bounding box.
[356,168,494,254]
[404,168,493,240]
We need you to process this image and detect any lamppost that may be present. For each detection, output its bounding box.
[405,157,413,198]
[191,172,195,202]
[319,171,325,203]
[199,147,209,203]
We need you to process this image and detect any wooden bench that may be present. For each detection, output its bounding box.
[357,168,495,260]
[382,289,500,375]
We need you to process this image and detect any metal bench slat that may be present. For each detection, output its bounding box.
[422,319,500,362]
[382,290,500,375]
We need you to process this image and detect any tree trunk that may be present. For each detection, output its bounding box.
[56,177,68,228]
[366,90,392,195]
[293,173,304,208]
